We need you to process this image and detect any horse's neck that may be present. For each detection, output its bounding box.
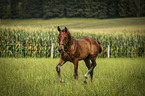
[67,37,77,51]
[67,36,73,47]
[66,37,80,58]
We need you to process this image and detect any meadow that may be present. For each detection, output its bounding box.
[1,17,145,35]
[0,58,144,96]
[0,18,145,96]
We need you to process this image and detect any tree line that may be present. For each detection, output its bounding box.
[0,0,145,19]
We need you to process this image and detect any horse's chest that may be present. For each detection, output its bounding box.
[61,52,73,62]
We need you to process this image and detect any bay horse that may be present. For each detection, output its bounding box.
[56,26,102,83]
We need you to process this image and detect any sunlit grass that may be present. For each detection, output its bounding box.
[1,17,145,36]
[0,58,144,96]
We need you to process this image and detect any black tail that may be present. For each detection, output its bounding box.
[97,41,102,53]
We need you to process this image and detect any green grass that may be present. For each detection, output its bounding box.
[1,17,145,35]
[1,17,145,29]
[0,58,144,96]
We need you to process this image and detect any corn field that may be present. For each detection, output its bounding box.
[0,28,144,58]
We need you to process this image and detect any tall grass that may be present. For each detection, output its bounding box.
[0,58,144,96]
[0,18,145,57]
[0,27,144,58]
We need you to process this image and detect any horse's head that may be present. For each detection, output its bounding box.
[57,26,69,54]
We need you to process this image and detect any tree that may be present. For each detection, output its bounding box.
[107,0,119,17]
[119,0,145,17]
[42,0,64,19]
[0,0,11,19]
[10,0,18,19]
[0,0,145,19]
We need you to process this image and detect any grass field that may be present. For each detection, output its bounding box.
[0,17,145,95]
[1,17,145,35]
[0,58,144,96]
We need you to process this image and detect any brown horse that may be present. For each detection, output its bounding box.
[56,26,102,83]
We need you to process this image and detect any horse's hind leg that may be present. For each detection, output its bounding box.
[84,59,96,83]
[90,60,96,81]
[84,58,91,83]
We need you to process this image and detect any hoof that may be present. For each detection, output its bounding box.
[84,76,87,84]
[74,76,78,80]
[84,80,87,84]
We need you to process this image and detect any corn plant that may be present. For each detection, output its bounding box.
[0,28,144,58]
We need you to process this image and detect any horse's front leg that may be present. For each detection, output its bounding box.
[73,59,78,79]
[56,58,66,82]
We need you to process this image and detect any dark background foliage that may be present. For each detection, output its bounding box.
[0,0,145,19]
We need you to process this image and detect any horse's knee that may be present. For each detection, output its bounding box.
[56,64,61,72]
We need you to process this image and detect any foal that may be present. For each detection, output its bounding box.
[56,26,102,83]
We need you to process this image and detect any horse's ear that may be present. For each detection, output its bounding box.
[57,26,61,32]
[65,27,68,32]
